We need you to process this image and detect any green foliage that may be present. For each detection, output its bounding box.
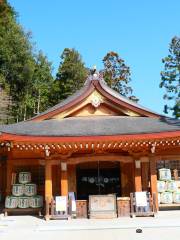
[160,36,180,118]
[0,73,12,123]
[0,0,54,122]
[51,48,88,105]
[0,1,141,123]
[32,51,54,115]
[102,51,138,101]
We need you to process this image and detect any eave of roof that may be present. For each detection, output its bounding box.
[0,116,179,139]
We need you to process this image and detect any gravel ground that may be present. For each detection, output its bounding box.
[0,211,180,240]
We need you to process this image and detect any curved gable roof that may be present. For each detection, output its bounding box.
[30,75,161,121]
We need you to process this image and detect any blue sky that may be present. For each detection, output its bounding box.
[8,0,180,116]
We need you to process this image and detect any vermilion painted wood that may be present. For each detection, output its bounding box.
[1,131,180,142]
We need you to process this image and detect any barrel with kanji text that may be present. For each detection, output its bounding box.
[166,180,178,192]
[19,172,31,184]
[173,192,180,203]
[160,192,173,204]
[12,184,24,196]
[29,196,43,208]
[24,184,37,196]
[18,196,30,208]
[159,168,171,181]
[157,180,166,193]
[5,196,18,209]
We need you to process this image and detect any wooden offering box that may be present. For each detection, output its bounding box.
[76,200,88,218]
[117,197,130,217]
[89,195,117,219]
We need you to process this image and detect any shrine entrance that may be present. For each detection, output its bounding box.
[76,161,121,200]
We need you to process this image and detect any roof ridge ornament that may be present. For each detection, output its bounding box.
[85,66,105,84]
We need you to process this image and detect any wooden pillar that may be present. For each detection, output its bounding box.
[45,161,52,200]
[149,155,158,210]
[68,164,76,193]
[6,153,13,196]
[141,162,149,191]
[121,162,134,196]
[134,159,142,192]
[0,163,2,190]
[61,162,68,196]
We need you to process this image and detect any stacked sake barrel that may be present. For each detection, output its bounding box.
[5,172,43,209]
[157,168,180,204]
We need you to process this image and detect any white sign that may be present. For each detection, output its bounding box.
[55,196,67,212]
[135,192,147,207]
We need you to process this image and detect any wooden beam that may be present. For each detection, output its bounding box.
[67,154,133,164]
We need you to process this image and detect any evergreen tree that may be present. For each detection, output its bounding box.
[32,51,54,115]
[160,36,180,118]
[0,1,54,122]
[102,51,138,101]
[0,73,12,123]
[51,48,87,105]
[0,0,34,122]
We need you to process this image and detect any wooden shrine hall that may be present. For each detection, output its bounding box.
[0,71,180,217]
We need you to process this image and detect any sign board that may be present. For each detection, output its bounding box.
[89,195,117,218]
[55,196,67,212]
[135,192,148,207]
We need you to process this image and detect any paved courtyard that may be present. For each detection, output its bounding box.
[0,211,180,240]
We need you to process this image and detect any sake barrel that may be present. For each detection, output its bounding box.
[19,172,31,184]
[12,184,24,196]
[159,168,171,181]
[160,192,173,204]
[5,196,18,208]
[24,184,37,196]
[157,180,166,193]
[175,181,180,188]
[166,180,178,192]
[158,193,161,204]
[29,195,43,208]
[18,196,30,208]
[173,192,180,203]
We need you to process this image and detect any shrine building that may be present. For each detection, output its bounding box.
[0,72,180,217]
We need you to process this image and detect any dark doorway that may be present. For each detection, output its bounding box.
[76,161,121,200]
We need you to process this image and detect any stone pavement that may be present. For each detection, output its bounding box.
[0,211,180,240]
